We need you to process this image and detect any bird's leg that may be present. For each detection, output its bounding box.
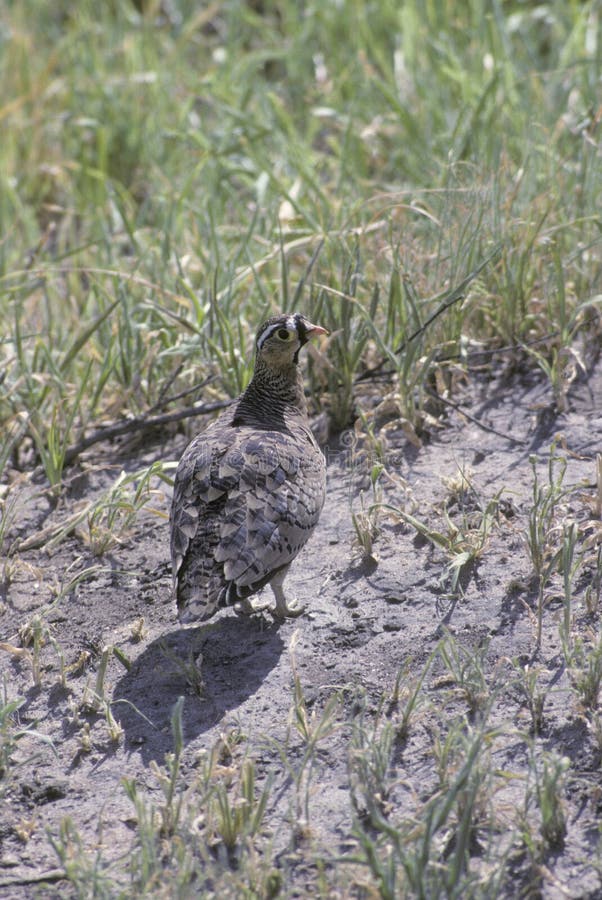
[269,568,305,620]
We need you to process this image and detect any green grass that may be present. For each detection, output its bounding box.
[2,0,601,486]
[1,0,602,896]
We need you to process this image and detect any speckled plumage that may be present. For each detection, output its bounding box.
[170,313,328,623]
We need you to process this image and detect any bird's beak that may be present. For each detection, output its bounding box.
[303,321,330,339]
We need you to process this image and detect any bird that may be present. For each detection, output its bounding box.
[170,312,328,624]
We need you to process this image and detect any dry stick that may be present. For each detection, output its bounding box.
[145,373,217,417]
[355,244,503,383]
[397,250,502,353]
[0,871,65,888]
[352,245,537,447]
[354,330,563,383]
[62,398,233,466]
[423,388,528,447]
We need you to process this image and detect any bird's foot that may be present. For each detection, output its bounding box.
[270,596,306,621]
[234,596,272,617]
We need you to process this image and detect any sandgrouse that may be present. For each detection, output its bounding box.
[170,312,328,623]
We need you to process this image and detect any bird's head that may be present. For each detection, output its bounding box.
[255,313,329,367]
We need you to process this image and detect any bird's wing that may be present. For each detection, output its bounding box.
[170,420,325,620]
[170,419,219,571]
[214,428,326,587]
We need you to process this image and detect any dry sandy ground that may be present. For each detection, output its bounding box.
[1,355,601,898]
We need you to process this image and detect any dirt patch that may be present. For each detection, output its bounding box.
[1,359,601,897]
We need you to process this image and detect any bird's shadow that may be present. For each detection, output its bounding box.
[112,615,285,765]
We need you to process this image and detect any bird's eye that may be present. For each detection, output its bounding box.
[277,328,292,340]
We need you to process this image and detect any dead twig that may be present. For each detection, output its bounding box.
[356,245,502,382]
[63,398,232,466]
[0,870,66,888]
[424,387,528,446]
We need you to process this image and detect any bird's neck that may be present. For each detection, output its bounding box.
[235,357,308,423]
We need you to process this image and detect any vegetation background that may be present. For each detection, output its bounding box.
[1,1,601,897]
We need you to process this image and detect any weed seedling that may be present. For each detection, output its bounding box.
[14,815,37,843]
[88,645,111,713]
[129,616,146,643]
[348,692,396,827]
[104,704,124,744]
[149,696,185,837]
[351,463,384,562]
[532,750,569,850]
[18,614,49,687]
[211,757,271,853]
[524,451,570,647]
[0,486,19,564]
[48,816,114,894]
[83,463,168,556]
[0,680,55,794]
[0,689,27,784]
[379,480,501,596]
[585,546,602,616]
[388,653,434,743]
[557,521,580,654]
[436,632,491,718]
[78,722,93,754]
[159,638,206,697]
[564,628,602,712]
[510,660,548,735]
